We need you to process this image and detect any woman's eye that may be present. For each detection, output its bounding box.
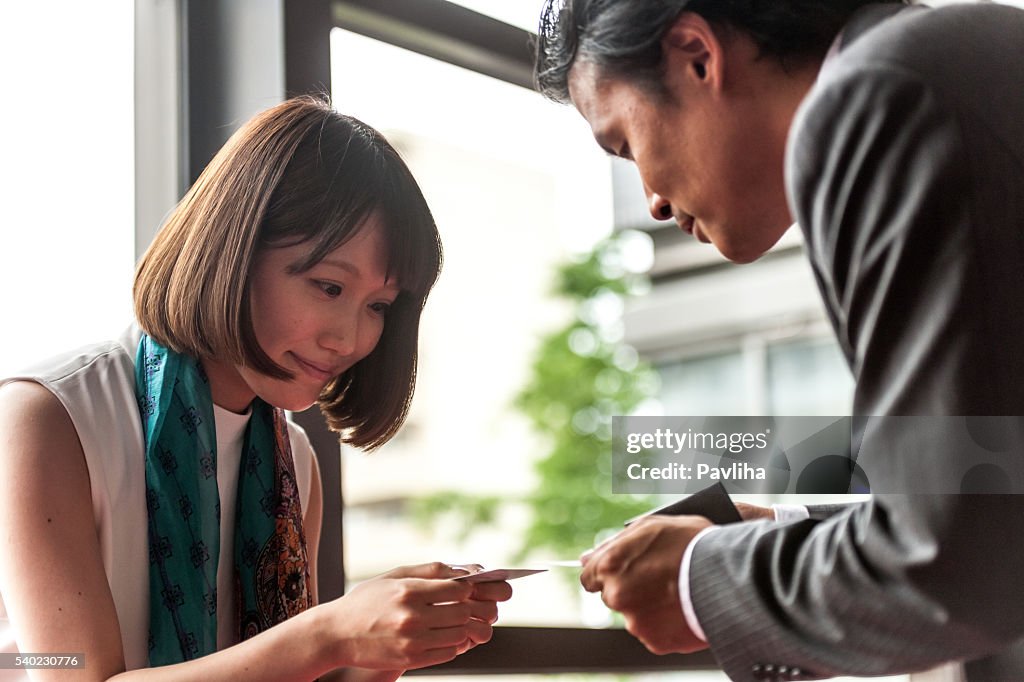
[370,301,392,316]
[316,281,343,297]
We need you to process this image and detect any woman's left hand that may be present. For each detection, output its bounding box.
[378,563,513,655]
[457,579,514,653]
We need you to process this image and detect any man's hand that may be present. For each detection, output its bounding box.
[734,502,774,521]
[579,515,713,655]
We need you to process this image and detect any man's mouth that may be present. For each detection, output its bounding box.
[677,214,696,235]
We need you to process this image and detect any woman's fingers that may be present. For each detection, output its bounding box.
[468,599,499,625]
[420,624,474,649]
[424,601,473,627]
[397,577,474,605]
[405,645,462,670]
[471,580,513,602]
[330,562,514,670]
[448,563,485,577]
[465,618,494,645]
[384,561,479,580]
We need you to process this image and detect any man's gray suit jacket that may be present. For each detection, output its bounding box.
[688,4,1024,680]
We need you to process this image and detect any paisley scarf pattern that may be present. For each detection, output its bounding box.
[136,334,312,665]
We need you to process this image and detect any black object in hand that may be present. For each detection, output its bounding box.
[624,482,742,526]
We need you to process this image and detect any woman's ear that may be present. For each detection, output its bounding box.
[661,12,723,89]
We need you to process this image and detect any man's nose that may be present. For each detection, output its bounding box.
[644,186,673,221]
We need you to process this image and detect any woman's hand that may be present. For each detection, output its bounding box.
[381,563,512,654]
[457,578,513,653]
[324,562,512,671]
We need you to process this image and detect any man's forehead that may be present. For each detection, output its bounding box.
[567,61,613,120]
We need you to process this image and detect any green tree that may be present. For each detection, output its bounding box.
[515,233,659,559]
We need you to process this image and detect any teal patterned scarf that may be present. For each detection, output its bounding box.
[136,334,313,665]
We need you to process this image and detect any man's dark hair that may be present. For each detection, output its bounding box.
[535,0,908,102]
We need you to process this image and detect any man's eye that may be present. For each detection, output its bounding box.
[317,281,343,297]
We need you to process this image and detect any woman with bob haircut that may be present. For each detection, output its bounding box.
[0,97,511,681]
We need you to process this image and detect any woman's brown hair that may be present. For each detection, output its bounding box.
[134,97,442,449]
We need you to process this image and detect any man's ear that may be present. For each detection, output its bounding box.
[661,12,724,89]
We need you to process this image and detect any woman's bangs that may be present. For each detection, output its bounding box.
[380,181,442,300]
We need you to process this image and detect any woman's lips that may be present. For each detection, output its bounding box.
[291,353,334,382]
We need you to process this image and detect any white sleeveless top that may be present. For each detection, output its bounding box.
[0,327,320,677]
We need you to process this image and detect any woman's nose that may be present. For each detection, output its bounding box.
[320,314,359,357]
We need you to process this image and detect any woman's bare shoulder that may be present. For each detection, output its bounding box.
[0,379,79,449]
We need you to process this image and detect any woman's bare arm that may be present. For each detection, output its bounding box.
[0,380,129,680]
[0,382,493,681]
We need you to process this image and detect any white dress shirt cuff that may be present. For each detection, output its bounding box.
[771,504,811,522]
[678,525,722,643]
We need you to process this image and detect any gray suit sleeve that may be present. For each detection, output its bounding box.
[689,64,1024,680]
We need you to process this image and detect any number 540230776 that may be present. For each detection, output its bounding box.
[1,653,84,669]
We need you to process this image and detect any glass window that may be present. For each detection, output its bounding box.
[439,0,542,32]
[657,351,749,416]
[0,3,135,374]
[767,337,853,415]
[656,336,853,419]
[654,337,867,513]
[332,27,614,628]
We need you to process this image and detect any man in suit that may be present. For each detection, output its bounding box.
[534,1,1024,679]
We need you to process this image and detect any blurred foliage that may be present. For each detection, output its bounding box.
[412,232,659,561]
[412,492,504,544]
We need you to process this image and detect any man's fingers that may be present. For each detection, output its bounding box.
[601,581,628,612]
[580,530,630,591]
[579,561,603,592]
[734,502,773,521]
[580,520,655,572]
[579,527,628,566]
